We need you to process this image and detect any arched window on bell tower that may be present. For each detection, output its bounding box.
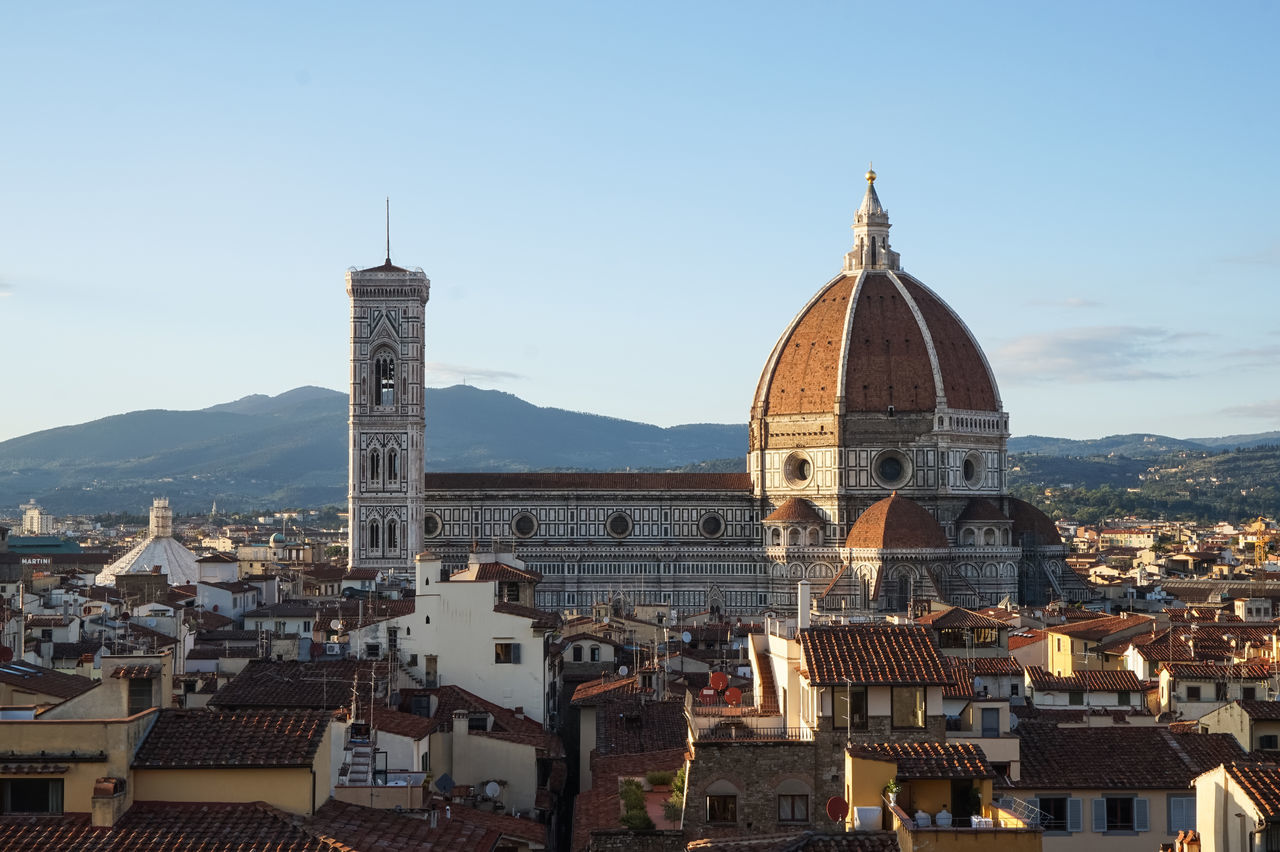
[369,450,381,484]
[388,450,399,482]
[369,520,381,552]
[373,351,396,407]
[387,520,399,551]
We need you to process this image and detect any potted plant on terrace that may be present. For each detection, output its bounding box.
[884,778,901,806]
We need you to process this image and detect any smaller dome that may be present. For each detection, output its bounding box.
[846,493,949,549]
[956,498,1008,524]
[1007,498,1062,545]
[764,498,825,525]
[269,532,285,546]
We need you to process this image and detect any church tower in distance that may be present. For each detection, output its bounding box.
[346,251,430,576]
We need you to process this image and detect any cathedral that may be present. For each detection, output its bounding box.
[346,172,1088,617]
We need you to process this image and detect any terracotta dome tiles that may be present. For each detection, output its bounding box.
[1007,497,1063,545]
[843,272,936,412]
[956,497,1008,524]
[763,497,825,525]
[845,493,949,549]
[758,270,1000,419]
[897,274,998,412]
[761,275,855,416]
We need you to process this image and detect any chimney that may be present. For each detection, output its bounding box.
[513,706,524,720]
[797,580,812,630]
[91,777,129,827]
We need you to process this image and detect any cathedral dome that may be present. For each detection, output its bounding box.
[845,493,948,549]
[752,174,1000,419]
[1007,498,1062,545]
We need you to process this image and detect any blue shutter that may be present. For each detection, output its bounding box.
[1068,797,1083,833]
[512,643,521,664]
[1092,798,1107,833]
[1135,798,1150,832]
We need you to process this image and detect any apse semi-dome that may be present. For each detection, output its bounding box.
[845,493,948,549]
[753,170,1000,419]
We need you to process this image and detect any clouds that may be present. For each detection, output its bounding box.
[424,362,523,384]
[1025,296,1100,309]
[0,277,12,297]
[1220,399,1280,421]
[993,326,1197,383]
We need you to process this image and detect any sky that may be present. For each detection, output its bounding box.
[2,2,1279,443]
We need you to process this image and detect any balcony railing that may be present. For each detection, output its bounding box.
[694,725,814,742]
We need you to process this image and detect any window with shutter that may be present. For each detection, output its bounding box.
[1092,798,1107,833]
[1134,798,1149,832]
[1067,797,1083,833]
[1168,795,1195,833]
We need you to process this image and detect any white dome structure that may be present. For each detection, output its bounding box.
[96,498,201,587]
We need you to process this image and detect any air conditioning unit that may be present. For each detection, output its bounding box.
[324,643,342,656]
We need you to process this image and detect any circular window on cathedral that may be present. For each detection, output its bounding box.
[606,511,633,539]
[423,512,442,539]
[511,512,538,538]
[783,452,814,487]
[873,450,911,489]
[962,451,986,489]
[699,512,725,539]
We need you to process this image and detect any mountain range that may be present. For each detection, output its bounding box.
[4,387,1280,516]
[0,386,744,514]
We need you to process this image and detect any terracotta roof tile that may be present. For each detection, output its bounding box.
[1045,613,1153,641]
[470,562,544,583]
[572,674,647,706]
[965,656,1024,677]
[1160,661,1273,680]
[1010,724,1247,789]
[0,802,342,851]
[109,664,159,679]
[134,709,329,768]
[799,624,951,686]
[915,606,1007,630]
[1227,762,1280,819]
[1008,628,1045,650]
[687,832,901,851]
[1241,700,1280,720]
[855,741,995,779]
[209,659,388,710]
[845,494,948,549]
[1026,666,1143,693]
[0,661,98,700]
[493,600,560,629]
[595,697,688,756]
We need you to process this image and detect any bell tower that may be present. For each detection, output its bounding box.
[346,243,430,576]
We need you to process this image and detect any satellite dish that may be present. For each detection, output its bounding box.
[1009,712,1019,731]
[330,619,343,630]
[435,772,455,794]
[681,631,692,644]
[618,665,629,676]
[484,781,501,799]
[710,671,729,691]
[725,687,742,706]
[826,796,850,821]
[602,616,609,624]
